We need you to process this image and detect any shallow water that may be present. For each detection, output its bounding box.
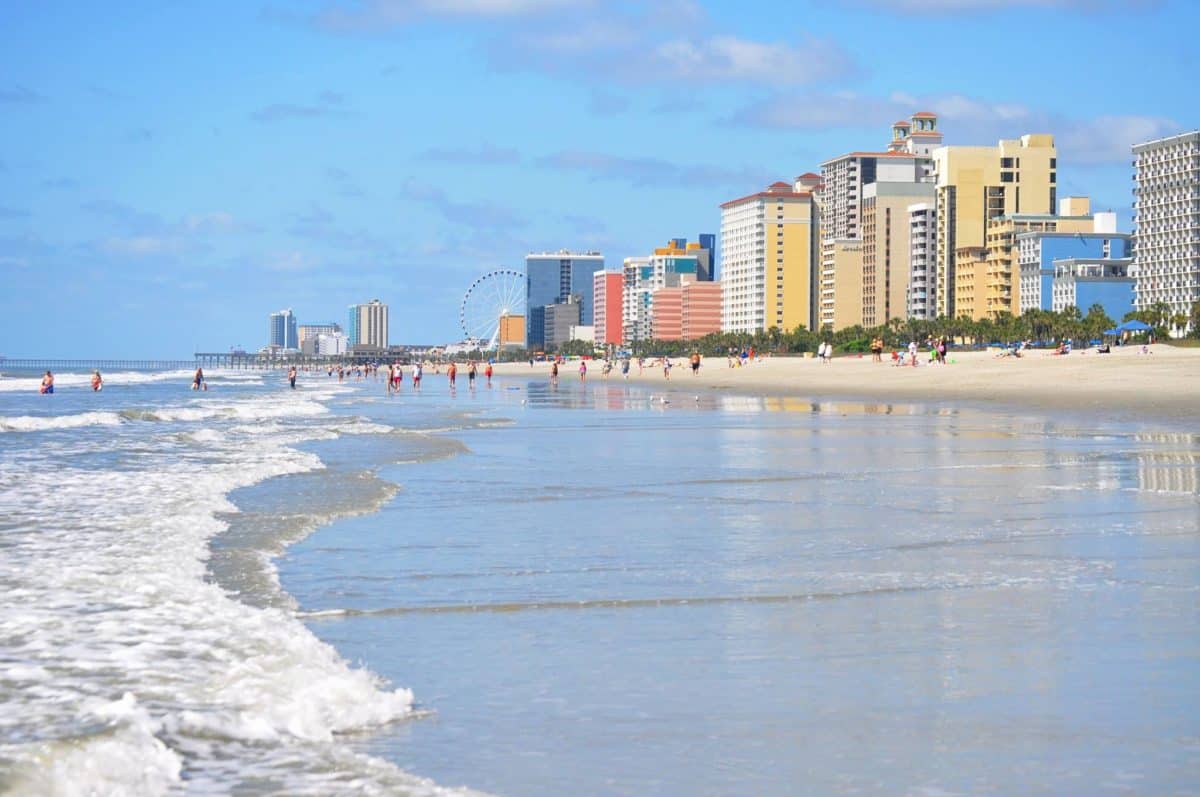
[2,368,1197,795]
[281,379,1200,796]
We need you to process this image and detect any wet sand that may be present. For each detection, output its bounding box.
[495,345,1200,422]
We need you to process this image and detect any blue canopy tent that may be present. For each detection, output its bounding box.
[1118,319,1152,333]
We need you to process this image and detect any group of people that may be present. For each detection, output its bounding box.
[444,360,493,391]
[37,370,103,394]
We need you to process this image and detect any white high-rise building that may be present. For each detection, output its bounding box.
[907,203,937,319]
[347,299,389,348]
[1132,130,1200,332]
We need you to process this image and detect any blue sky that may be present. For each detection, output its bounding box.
[1,0,1195,356]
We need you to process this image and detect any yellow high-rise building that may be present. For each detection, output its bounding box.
[862,181,936,327]
[720,178,820,334]
[934,134,1058,319]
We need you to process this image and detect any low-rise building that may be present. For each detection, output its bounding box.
[650,282,722,341]
[1051,258,1135,319]
[543,300,581,350]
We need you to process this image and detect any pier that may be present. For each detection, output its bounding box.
[0,348,438,374]
[0,357,196,372]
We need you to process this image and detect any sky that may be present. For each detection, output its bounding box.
[1,0,1196,357]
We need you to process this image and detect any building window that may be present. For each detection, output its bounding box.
[1001,157,1014,168]
[1001,172,1014,183]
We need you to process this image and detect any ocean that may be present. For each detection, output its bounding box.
[1,367,1197,795]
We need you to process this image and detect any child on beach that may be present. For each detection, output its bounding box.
[91,371,103,391]
[579,360,587,382]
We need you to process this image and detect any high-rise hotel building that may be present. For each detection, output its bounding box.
[818,114,940,331]
[1131,131,1200,329]
[933,134,1057,319]
[269,308,298,350]
[720,177,819,334]
[347,299,388,348]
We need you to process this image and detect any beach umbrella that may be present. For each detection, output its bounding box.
[1118,319,1152,332]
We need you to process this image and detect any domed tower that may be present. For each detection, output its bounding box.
[906,112,942,156]
[888,120,911,153]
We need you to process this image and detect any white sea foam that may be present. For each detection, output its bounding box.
[0,383,477,795]
[0,368,265,393]
[0,411,123,433]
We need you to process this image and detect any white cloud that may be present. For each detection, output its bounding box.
[732,90,1181,165]
[314,0,591,30]
[653,35,852,85]
[102,236,184,256]
[856,0,1160,11]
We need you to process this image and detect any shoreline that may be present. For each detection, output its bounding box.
[492,345,1200,427]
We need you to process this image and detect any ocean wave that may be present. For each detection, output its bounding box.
[0,387,467,794]
[0,411,123,433]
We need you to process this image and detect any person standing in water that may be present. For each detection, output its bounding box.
[468,361,477,389]
[412,361,423,390]
[448,361,457,389]
[192,367,204,391]
[288,366,297,389]
[579,360,587,382]
[39,371,54,394]
[550,359,559,386]
[91,370,103,391]
[485,361,493,387]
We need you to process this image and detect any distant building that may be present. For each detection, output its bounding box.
[1018,223,1132,313]
[720,180,819,334]
[933,133,1058,318]
[499,315,525,347]
[543,300,581,350]
[298,323,341,349]
[301,332,350,356]
[1051,258,1135,319]
[347,300,388,348]
[568,325,595,343]
[623,238,713,343]
[907,203,937,319]
[525,250,604,349]
[651,281,722,341]
[269,308,298,350]
[593,271,624,347]
[1132,130,1200,331]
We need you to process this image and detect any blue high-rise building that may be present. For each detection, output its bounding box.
[524,250,604,349]
[269,308,298,350]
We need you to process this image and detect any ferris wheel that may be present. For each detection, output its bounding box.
[460,269,526,350]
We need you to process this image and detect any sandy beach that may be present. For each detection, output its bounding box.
[494,344,1200,422]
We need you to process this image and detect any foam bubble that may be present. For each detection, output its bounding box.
[0,411,123,433]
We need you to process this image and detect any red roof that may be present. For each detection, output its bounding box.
[720,188,811,209]
[797,172,820,179]
[769,180,791,188]
[912,111,937,118]
[893,120,911,127]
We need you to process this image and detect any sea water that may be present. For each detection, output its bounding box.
[0,369,478,795]
[2,369,1197,795]
[280,378,1199,796]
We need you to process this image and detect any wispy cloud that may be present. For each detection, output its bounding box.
[401,179,527,229]
[81,200,253,258]
[251,91,353,122]
[287,203,397,255]
[536,150,774,189]
[310,0,593,31]
[853,0,1161,11]
[0,86,45,104]
[326,167,368,198]
[730,90,1181,164]
[421,143,521,164]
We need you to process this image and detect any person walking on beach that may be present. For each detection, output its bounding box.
[448,361,457,390]
[485,362,493,387]
[288,366,297,389]
[908,340,918,367]
[91,370,103,392]
[550,360,559,386]
[690,352,701,376]
[663,358,672,380]
[39,371,54,394]
[579,360,587,382]
[192,367,204,390]
[871,337,883,363]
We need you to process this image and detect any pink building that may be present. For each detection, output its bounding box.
[651,281,722,341]
[593,271,624,346]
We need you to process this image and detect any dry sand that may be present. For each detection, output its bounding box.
[493,345,1200,424]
